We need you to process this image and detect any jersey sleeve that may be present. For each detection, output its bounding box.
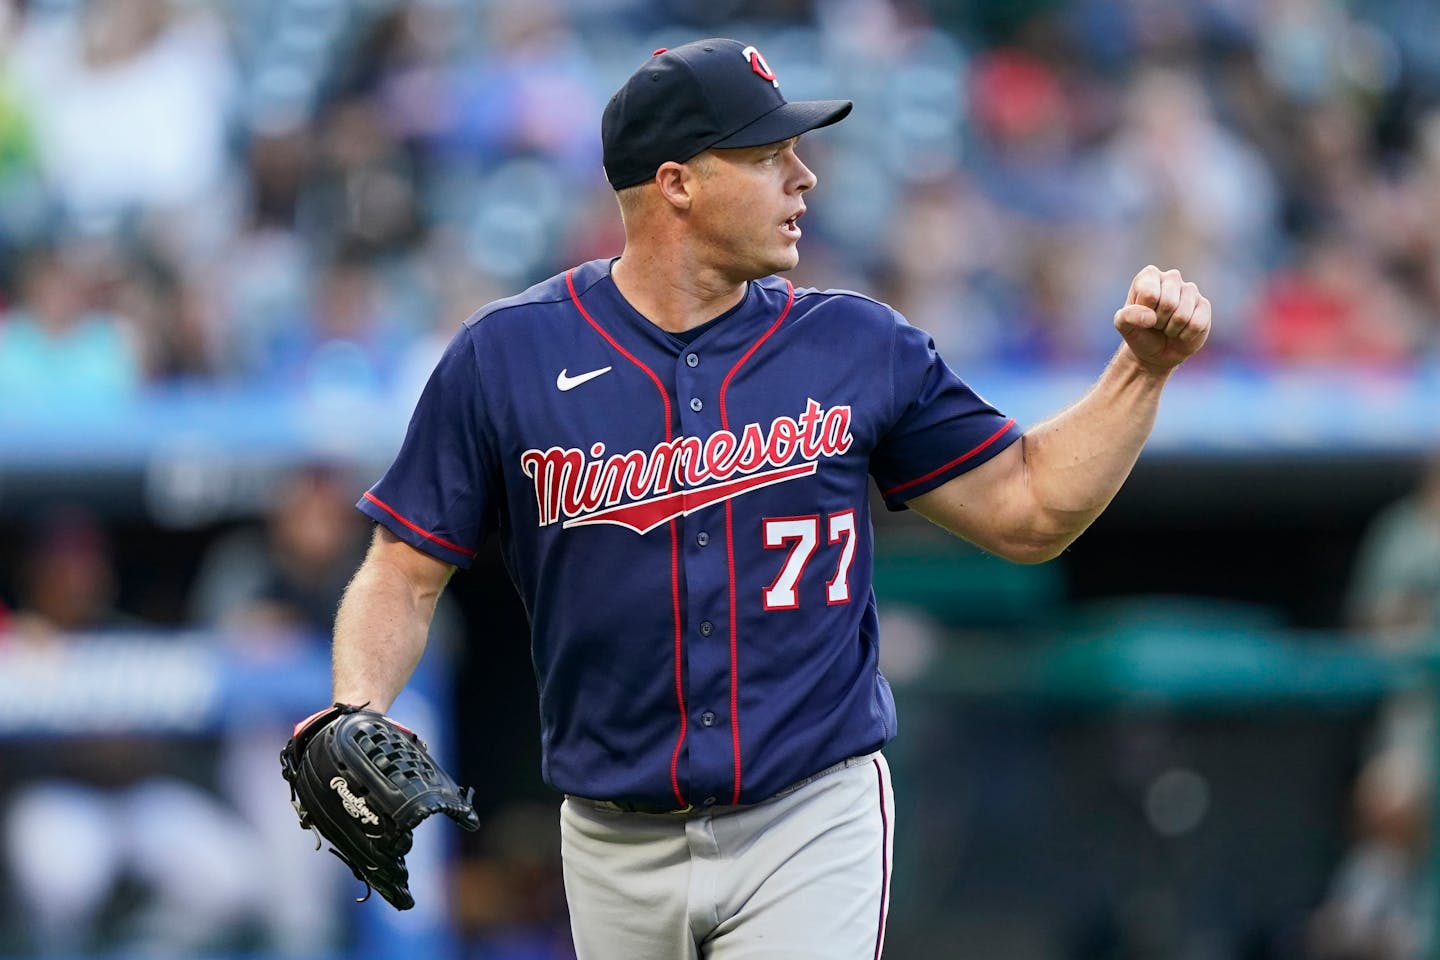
[357,326,498,568]
[870,313,1020,511]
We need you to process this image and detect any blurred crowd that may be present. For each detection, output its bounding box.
[1,0,1440,410]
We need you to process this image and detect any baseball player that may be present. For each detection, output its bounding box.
[330,38,1211,958]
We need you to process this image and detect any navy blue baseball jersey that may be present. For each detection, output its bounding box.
[359,258,1019,810]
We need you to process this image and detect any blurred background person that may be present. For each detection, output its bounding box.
[0,508,265,955]
[1346,456,1440,647]
[4,508,135,641]
[6,0,236,248]
[0,244,142,413]
[188,463,370,639]
[1309,455,1440,960]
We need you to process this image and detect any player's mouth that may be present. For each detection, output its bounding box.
[780,208,804,239]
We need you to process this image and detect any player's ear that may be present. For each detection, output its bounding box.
[654,160,696,211]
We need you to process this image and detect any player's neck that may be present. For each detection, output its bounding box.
[611,250,748,334]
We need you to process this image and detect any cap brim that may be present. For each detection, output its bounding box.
[710,99,853,149]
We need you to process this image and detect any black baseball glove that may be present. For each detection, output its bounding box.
[280,703,480,910]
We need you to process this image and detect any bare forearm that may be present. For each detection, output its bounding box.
[331,550,449,711]
[1020,346,1170,539]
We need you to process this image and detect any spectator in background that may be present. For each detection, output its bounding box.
[119,256,220,384]
[1082,64,1280,361]
[215,128,314,381]
[0,244,142,411]
[1347,454,1440,645]
[371,0,605,289]
[961,48,1107,364]
[7,0,236,249]
[299,94,424,263]
[878,172,1017,365]
[261,250,410,398]
[1251,230,1426,367]
[1,508,264,955]
[1382,108,1440,359]
[0,0,43,250]
[445,1,603,181]
[4,508,131,640]
[1309,456,1440,959]
[392,248,508,410]
[189,463,371,639]
[966,48,1085,225]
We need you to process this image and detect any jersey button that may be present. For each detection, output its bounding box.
[689,397,703,412]
[702,796,717,807]
[685,353,699,367]
[700,711,716,727]
[696,531,709,547]
[699,620,714,637]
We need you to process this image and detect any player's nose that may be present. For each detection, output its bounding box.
[792,153,817,192]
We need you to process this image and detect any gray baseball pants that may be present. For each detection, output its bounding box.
[560,752,893,959]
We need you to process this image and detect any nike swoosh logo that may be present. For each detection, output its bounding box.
[557,366,612,391]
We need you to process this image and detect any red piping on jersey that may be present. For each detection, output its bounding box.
[872,757,891,959]
[361,492,478,557]
[880,418,1016,498]
[718,279,795,804]
[567,269,688,808]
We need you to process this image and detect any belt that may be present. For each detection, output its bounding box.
[571,751,880,816]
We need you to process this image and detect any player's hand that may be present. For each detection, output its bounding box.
[1113,265,1211,374]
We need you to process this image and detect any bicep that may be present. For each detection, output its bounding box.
[904,441,1045,561]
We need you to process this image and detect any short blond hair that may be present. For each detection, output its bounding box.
[613,152,714,221]
[614,183,647,222]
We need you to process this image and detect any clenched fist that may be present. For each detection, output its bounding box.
[1113,265,1211,374]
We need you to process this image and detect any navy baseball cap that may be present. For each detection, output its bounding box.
[602,38,852,190]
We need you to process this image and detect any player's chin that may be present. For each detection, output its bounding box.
[767,243,802,274]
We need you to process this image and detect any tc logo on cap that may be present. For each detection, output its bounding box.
[742,45,778,88]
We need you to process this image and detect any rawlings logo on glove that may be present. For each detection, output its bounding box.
[280,703,480,910]
[330,776,382,826]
